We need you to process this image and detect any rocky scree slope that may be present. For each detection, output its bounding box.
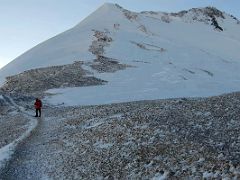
[1,92,240,179]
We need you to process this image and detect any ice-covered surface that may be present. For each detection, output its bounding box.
[0,3,240,106]
[1,92,240,179]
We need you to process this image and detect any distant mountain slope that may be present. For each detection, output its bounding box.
[0,3,240,105]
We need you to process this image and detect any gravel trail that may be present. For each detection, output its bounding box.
[0,114,59,180]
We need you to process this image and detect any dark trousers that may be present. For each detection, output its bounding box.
[35,108,41,117]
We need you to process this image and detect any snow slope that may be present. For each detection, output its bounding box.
[0,3,240,105]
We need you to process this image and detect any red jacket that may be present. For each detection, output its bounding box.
[34,99,42,109]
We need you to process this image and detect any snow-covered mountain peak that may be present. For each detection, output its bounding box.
[97,2,122,12]
[0,4,240,106]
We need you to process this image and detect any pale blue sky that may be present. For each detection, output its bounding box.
[0,0,239,68]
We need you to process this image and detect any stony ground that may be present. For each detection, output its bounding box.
[0,93,31,149]
[1,92,240,179]
[0,113,30,149]
[0,57,131,97]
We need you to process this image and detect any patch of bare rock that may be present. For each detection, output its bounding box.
[1,61,106,95]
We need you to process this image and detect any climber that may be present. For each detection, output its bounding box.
[34,98,42,117]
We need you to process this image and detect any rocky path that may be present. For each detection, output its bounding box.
[0,105,127,179]
[1,117,42,179]
[0,111,63,179]
[0,94,38,175]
